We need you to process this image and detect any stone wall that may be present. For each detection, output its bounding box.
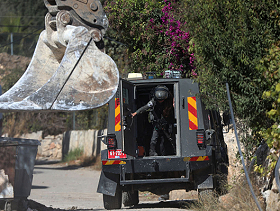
[4,129,107,160]
[223,124,280,210]
[223,127,244,184]
[222,119,253,185]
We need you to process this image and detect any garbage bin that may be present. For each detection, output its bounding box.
[0,137,40,210]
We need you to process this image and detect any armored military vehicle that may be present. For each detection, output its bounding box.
[97,76,228,209]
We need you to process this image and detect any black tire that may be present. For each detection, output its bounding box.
[103,186,122,210]
[15,199,28,211]
[214,147,229,195]
[123,190,139,207]
[215,156,229,195]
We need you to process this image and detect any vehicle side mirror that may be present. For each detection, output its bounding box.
[205,129,215,141]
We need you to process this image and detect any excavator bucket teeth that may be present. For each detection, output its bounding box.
[0,25,119,112]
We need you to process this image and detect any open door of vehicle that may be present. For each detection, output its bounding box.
[120,79,137,157]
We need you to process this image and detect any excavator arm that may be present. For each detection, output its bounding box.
[0,0,119,111]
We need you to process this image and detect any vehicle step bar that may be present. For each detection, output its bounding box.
[120,178,189,185]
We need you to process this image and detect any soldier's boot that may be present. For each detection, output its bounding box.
[149,143,158,156]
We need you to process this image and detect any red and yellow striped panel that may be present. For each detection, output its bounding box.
[115,98,121,131]
[183,156,209,162]
[102,160,126,165]
[187,96,198,130]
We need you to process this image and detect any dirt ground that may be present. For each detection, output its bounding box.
[0,53,30,71]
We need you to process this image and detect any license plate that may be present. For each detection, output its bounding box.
[108,149,127,159]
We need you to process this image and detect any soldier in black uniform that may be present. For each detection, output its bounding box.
[132,85,175,156]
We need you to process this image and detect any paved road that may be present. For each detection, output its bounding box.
[28,161,196,211]
[29,161,103,210]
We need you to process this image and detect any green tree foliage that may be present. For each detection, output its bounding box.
[260,44,280,155]
[104,0,164,73]
[104,0,194,75]
[104,37,133,78]
[182,0,280,132]
[0,0,46,56]
[0,14,22,33]
[0,0,46,32]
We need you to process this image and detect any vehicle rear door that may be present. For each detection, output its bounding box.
[120,79,137,156]
[179,79,205,156]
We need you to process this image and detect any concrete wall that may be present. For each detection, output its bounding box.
[62,129,107,159]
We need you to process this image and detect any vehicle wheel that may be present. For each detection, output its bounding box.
[215,169,228,194]
[103,186,122,210]
[123,190,139,207]
[17,199,28,211]
[214,148,229,195]
[215,159,229,195]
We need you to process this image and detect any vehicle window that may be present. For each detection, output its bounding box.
[123,88,129,104]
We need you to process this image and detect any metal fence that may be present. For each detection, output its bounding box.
[0,31,41,58]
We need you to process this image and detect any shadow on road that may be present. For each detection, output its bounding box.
[27,199,197,211]
[28,200,104,211]
[34,165,82,171]
[34,158,100,171]
[31,185,49,190]
[34,159,86,171]
[35,159,61,166]
[128,200,197,209]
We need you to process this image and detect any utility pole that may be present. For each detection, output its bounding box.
[11,33,13,55]
[73,112,75,130]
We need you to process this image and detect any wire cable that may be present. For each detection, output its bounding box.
[50,38,93,109]
[275,156,280,194]
[226,83,263,211]
[0,16,45,18]
[0,27,43,49]
[0,25,43,28]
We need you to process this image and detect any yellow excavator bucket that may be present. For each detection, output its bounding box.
[0,0,119,111]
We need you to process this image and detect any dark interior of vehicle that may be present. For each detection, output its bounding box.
[134,84,176,157]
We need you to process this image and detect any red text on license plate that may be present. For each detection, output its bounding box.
[108,149,127,159]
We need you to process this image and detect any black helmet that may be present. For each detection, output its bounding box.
[154,85,169,100]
